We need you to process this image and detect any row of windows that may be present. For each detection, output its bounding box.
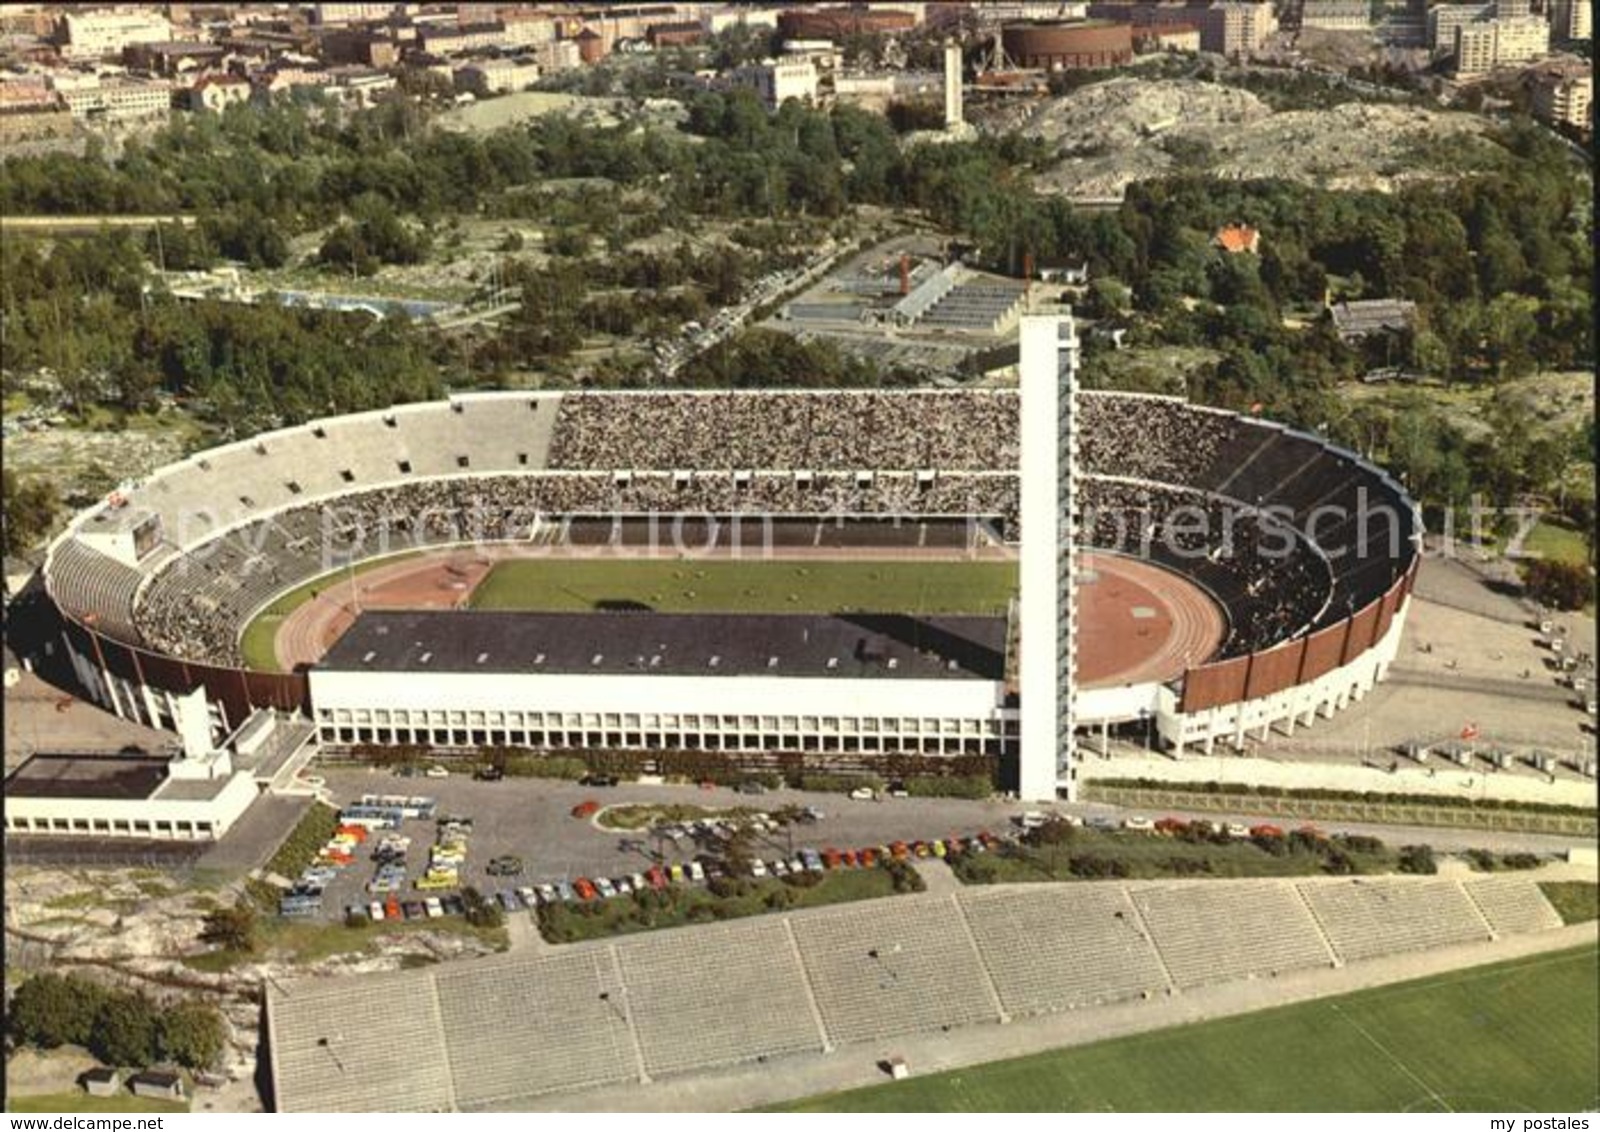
[5,815,215,836]
[318,707,1011,736]
[320,725,1010,755]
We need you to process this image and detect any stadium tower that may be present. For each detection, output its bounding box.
[1018,312,1080,801]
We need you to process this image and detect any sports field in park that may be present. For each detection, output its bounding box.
[776,945,1599,1112]
[467,559,1018,615]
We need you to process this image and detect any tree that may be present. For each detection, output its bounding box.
[8,973,106,1049]
[2,468,59,557]
[199,903,258,953]
[1523,558,1592,611]
[93,990,160,1067]
[158,1001,226,1069]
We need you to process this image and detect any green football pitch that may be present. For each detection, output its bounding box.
[467,559,1017,615]
[774,945,1599,1112]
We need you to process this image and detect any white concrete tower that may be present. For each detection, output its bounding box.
[943,39,963,129]
[1018,312,1079,802]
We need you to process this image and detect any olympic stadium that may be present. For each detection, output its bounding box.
[38,313,1421,801]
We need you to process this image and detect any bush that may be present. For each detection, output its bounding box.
[1068,855,1130,879]
[799,773,883,794]
[460,886,504,929]
[885,860,925,893]
[901,774,993,800]
[7,973,106,1050]
[94,990,160,1067]
[199,904,258,953]
[1465,848,1499,872]
[1398,844,1437,875]
[158,1001,225,1070]
[1500,852,1542,870]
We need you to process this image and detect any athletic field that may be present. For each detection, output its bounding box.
[775,945,1599,1112]
[467,559,1017,615]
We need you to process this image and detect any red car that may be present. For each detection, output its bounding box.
[645,866,668,891]
[889,841,910,862]
[573,877,598,901]
[571,800,600,819]
[840,849,858,868]
[1153,817,1188,836]
[858,847,878,868]
[384,898,401,920]
[822,848,842,870]
[1250,824,1285,839]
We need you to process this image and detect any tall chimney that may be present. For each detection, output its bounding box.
[943,39,963,130]
[899,252,911,296]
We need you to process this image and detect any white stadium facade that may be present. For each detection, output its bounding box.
[34,311,1421,802]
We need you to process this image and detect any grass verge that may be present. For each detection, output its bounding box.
[1538,881,1598,925]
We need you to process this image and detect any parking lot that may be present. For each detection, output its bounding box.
[305,768,1027,920]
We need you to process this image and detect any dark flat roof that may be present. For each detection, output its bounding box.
[6,754,169,800]
[318,611,1007,681]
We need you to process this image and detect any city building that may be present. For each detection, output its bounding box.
[730,57,818,108]
[454,57,542,95]
[1426,3,1494,51]
[58,9,174,60]
[1328,298,1418,341]
[1084,0,1274,55]
[1453,16,1549,73]
[1549,0,1591,42]
[1135,22,1201,50]
[1454,21,1498,72]
[777,7,918,39]
[311,3,403,25]
[56,77,175,122]
[417,21,507,57]
[1214,223,1261,254]
[124,40,226,76]
[186,72,251,113]
[1001,21,1136,68]
[1300,0,1370,31]
[1530,66,1592,127]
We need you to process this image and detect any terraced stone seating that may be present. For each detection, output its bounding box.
[1462,877,1564,937]
[434,950,636,1104]
[1299,879,1492,963]
[47,538,145,645]
[959,886,1169,1015]
[616,918,824,1076]
[791,897,1001,1046]
[1132,881,1334,989]
[269,968,455,1112]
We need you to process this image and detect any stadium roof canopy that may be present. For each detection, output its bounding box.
[317,610,1007,681]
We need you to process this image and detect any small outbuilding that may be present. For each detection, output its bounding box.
[129,1069,185,1101]
[81,1068,121,1097]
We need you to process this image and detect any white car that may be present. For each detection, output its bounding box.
[849,786,875,801]
[614,876,634,896]
[1224,822,1250,839]
[368,901,385,921]
[594,877,617,899]
[749,859,768,878]
[301,774,327,789]
[771,859,789,876]
[686,861,706,883]
[425,765,449,779]
[1015,811,1048,830]
[425,897,444,918]
[630,873,648,893]
[1121,815,1155,832]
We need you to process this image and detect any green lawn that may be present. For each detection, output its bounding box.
[951,827,1398,884]
[1539,881,1598,925]
[775,945,1600,1112]
[538,867,918,944]
[468,559,1017,615]
[1523,519,1590,567]
[6,1092,189,1114]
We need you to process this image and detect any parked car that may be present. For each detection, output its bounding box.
[425,897,444,918]
[368,901,385,921]
[1224,822,1250,839]
[735,781,767,795]
[425,765,449,779]
[1015,811,1048,830]
[517,886,538,907]
[473,766,504,781]
[594,877,617,899]
[885,781,910,798]
[402,900,425,920]
[1121,815,1155,832]
[889,841,909,861]
[750,859,769,878]
[857,847,878,868]
[849,786,875,801]
[771,859,790,876]
[668,863,686,883]
[440,894,465,916]
[573,878,598,901]
[487,855,524,877]
[497,890,522,912]
[536,883,558,905]
[556,879,576,903]
[614,876,634,896]
[629,873,648,894]
[571,800,601,819]
[685,861,706,883]
[579,774,619,788]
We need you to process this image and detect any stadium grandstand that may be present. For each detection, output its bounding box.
[41,313,1420,800]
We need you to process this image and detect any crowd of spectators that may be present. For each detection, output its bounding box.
[549,391,1020,471]
[1077,396,1242,488]
[1078,479,1332,657]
